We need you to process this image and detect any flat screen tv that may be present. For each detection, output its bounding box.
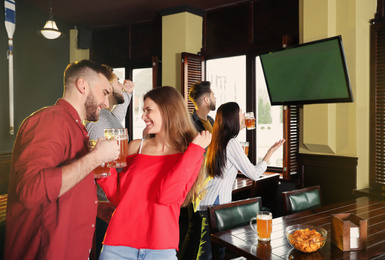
[259,35,353,105]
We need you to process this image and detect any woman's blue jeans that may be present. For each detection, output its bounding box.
[99,245,177,260]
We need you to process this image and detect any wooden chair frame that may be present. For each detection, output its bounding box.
[251,174,279,213]
[207,197,262,234]
[282,185,321,215]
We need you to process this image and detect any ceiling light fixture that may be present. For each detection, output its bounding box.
[40,0,61,39]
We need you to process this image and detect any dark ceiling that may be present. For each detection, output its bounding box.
[21,0,248,29]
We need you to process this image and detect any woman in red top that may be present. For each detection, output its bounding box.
[98,86,211,260]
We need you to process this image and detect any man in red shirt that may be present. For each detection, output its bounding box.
[4,60,120,260]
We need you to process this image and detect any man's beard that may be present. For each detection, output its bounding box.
[209,99,216,111]
[113,91,125,104]
[85,91,99,122]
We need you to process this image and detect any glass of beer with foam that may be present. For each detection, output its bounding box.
[240,141,249,156]
[104,128,129,168]
[245,112,256,130]
[249,211,273,242]
[89,140,111,178]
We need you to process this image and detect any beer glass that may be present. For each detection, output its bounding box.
[250,211,273,242]
[89,140,111,178]
[245,112,256,130]
[240,141,249,156]
[104,128,129,168]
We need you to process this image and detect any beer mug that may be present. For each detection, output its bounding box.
[89,140,111,178]
[104,128,129,168]
[240,141,249,156]
[245,112,256,130]
[250,211,273,241]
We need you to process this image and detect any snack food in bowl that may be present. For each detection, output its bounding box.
[286,224,327,253]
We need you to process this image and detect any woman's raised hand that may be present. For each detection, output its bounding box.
[262,139,286,164]
[192,130,212,149]
[268,139,286,153]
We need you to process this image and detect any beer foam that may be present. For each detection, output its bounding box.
[257,214,272,220]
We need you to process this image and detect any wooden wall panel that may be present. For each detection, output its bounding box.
[131,19,162,65]
[91,26,130,67]
[253,0,299,45]
[204,0,299,57]
[91,19,161,68]
[299,154,358,206]
[205,3,251,53]
[0,153,11,195]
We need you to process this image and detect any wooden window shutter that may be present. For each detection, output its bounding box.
[181,52,205,113]
[370,20,385,187]
[152,56,162,88]
[282,105,300,180]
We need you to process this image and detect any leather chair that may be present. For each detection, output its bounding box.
[282,185,321,215]
[207,197,262,234]
[207,197,262,260]
[251,173,279,213]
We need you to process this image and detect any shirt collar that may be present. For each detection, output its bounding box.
[55,98,83,125]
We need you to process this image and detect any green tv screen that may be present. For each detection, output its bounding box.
[260,36,353,105]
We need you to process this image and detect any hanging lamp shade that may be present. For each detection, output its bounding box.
[41,19,61,39]
[41,0,61,40]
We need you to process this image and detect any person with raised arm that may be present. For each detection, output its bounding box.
[196,102,285,260]
[97,86,212,260]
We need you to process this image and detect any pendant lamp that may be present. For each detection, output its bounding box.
[40,0,61,39]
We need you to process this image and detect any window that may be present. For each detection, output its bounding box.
[206,56,247,142]
[205,56,284,166]
[113,67,126,126]
[132,68,152,140]
[256,57,284,167]
[182,53,299,179]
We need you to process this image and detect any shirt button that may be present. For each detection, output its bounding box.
[76,119,78,122]
[95,201,98,204]
[92,224,95,228]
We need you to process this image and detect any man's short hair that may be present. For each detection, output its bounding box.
[64,60,113,88]
[188,81,211,106]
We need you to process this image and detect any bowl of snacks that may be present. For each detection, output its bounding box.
[286,224,327,253]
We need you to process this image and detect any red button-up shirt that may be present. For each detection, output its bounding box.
[5,99,98,260]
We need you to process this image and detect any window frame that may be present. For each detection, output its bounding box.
[182,52,299,180]
[125,56,160,140]
[370,19,385,189]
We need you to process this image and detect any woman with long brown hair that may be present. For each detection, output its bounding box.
[196,102,284,260]
[98,86,211,260]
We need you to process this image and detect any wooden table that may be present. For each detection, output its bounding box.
[232,173,280,211]
[232,172,280,194]
[211,196,385,259]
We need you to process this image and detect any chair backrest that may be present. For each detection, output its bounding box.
[282,185,321,215]
[207,197,262,233]
[251,173,279,212]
